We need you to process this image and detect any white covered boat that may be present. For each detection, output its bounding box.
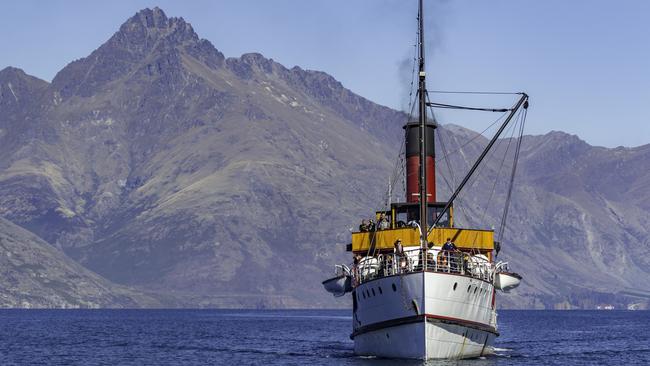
[495,262,522,292]
[322,264,352,297]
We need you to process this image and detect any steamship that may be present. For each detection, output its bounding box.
[322,0,526,359]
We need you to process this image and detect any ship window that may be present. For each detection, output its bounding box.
[362,292,366,299]
[392,283,397,292]
[378,287,383,294]
[474,287,478,294]
[428,207,451,228]
[467,286,471,293]
[372,288,376,297]
[453,282,457,291]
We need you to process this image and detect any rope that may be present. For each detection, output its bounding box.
[498,107,527,244]
[362,22,420,260]
[427,102,510,113]
[429,90,524,95]
[434,113,506,163]
[425,94,471,227]
[479,113,520,224]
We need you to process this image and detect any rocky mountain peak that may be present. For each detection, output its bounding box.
[51,7,219,98]
[0,67,48,112]
[0,66,26,79]
[0,66,47,85]
[116,7,199,47]
[129,7,169,29]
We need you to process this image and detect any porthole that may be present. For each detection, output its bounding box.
[392,283,397,292]
[372,288,376,296]
[378,287,383,294]
[453,283,457,291]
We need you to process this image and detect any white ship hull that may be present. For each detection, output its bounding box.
[352,271,498,359]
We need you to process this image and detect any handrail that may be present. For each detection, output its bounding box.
[354,248,494,284]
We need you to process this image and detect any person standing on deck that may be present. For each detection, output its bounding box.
[441,238,460,272]
[442,238,458,252]
[378,213,389,230]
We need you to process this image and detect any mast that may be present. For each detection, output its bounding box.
[404,0,436,238]
[417,0,432,246]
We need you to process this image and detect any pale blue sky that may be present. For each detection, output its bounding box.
[1,0,649,147]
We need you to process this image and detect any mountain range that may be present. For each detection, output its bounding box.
[0,7,648,309]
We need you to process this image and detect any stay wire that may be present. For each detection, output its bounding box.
[435,113,507,164]
[364,24,420,259]
[498,107,527,244]
[426,93,471,226]
[429,90,523,95]
[457,118,519,252]
[479,111,521,225]
[427,102,510,113]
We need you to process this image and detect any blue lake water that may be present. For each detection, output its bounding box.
[0,309,649,365]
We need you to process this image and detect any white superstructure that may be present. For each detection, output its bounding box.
[351,250,499,359]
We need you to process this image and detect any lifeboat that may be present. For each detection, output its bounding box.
[494,262,522,292]
[322,264,353,297]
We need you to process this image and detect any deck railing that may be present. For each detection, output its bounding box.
[356,248,493,284]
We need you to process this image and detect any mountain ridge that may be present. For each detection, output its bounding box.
[0,7,648,309]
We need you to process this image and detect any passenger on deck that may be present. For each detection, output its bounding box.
[352,254,362,286]
[441,238,460,273]
[442,238,458,252]
[368,219,376,232]
[394,239,405,257]
[394,239,407,271]
[359,219,369,232]
[378,213,389,230]
[427,242,436,268]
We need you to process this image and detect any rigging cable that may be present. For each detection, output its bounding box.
[436,127,472,227]
[462,119,520,252]
[427,102,510,113]
[363,24,420,260]
[497,105,528,245]
[435,112,507,164]
[479,110,521,225]
[429,90,524,95]
[430,98,520,231]
[425,92,471,225]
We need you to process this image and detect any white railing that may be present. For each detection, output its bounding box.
[356,248,493,284]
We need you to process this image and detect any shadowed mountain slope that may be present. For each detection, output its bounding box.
[0,217,159,308]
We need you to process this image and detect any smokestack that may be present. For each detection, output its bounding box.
[404,120,436,203]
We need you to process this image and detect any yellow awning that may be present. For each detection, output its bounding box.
[351,227,494,252]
